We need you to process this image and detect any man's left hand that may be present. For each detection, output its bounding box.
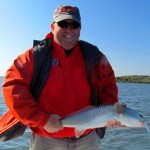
[107,119,125,127]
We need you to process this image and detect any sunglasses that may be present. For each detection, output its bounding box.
[57,21,80,29]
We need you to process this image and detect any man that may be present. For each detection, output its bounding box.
[2,5,119,150]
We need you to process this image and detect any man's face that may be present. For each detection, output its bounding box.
[51,19,81,50]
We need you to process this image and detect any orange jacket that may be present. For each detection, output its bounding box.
[2,33,118,138]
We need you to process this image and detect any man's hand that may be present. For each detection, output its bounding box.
[43,114,63,133]
[106,103,127,127]
[107,119,125,127]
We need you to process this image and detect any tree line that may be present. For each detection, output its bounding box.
[1,75,150,84]
[116,75,150,84]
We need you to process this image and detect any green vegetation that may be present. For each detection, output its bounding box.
[1,75,150,84]
[116,75,150,84]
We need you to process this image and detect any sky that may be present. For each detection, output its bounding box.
[0,0,150,77]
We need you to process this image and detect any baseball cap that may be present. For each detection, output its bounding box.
[53,5,81,24]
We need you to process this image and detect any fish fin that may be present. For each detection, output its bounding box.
[74,128,85,138]
[121,103,127,108]
[115,102,123,115]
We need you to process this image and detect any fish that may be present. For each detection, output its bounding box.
[60,103,149,138]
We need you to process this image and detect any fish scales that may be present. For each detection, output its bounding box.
[61,105,117,128]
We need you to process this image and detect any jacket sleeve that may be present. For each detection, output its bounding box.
[2,49,50,127]
[93,55,118,105]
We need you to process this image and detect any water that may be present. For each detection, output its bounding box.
[0,77,150,150]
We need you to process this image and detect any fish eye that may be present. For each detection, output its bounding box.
[139,114,143,118]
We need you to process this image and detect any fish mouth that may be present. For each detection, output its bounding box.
[144,123,150,132]
[139,121,147,127]
[140,122,150,132]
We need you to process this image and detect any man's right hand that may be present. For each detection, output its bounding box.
[43,114,63,133]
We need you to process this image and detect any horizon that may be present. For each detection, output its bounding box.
[0,0,150,76]
[1,75,150,78]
